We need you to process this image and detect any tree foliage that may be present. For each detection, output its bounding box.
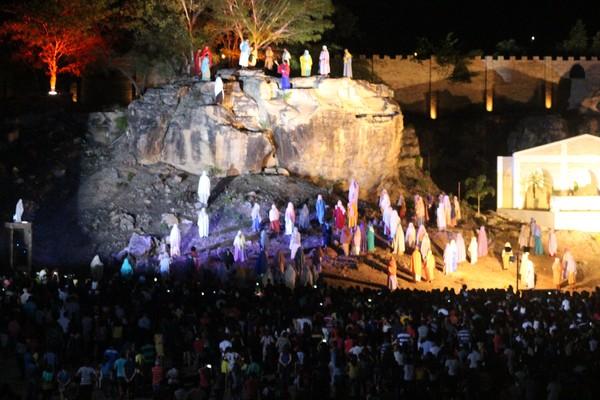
[1,0,113,91]
[465,174,495,215]
[414,33,479,83]
[559,20,588,55]
[494,39,522,55]
[213,0,334,49]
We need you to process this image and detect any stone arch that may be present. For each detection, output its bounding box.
[569,64,586,79]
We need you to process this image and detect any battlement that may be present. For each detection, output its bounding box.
[350,54,600,116]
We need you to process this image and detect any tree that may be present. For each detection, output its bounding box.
[413,33,479,83]
[1,0,113,94]
[111,0,190,96]
[559,19,588,55]
[465,175,495,216]
[175,0,211,69]
[494,39,522,55]
[591,31,600,55]
[214,0,334,50]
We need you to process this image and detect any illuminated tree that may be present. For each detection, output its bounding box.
[465,174,495,216]
[1,0,112,94]
[214,0,334,50]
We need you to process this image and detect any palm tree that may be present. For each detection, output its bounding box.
[526,170,545,207]
[465,175,495,216]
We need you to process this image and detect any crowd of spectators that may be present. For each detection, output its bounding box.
[2,267,600,400]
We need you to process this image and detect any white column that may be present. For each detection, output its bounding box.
[513,156,521,209]
[497,157,504,209]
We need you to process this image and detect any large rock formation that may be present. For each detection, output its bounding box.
[127,71,414,191]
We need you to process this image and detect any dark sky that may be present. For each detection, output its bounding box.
[343,0,600,54]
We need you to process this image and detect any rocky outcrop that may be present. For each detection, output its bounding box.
[127,71,415,192]
[507,115,569,153]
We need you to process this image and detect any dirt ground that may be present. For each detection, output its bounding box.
[320,219,600,292]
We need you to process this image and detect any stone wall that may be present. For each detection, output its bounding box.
[353,55,600,116]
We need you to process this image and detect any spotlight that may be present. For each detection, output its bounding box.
[154,277,158,282]
[48,90,58,96]
[206,364,212,369]
[319,302,323,306]
[313,284,317,289]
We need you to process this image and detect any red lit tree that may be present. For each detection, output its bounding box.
[1,0,112,94]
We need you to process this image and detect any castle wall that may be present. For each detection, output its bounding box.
[358,55,600,115]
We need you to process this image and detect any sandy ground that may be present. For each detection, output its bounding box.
[320,222,600,292]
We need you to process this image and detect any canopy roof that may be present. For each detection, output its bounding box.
[514,134,600,157]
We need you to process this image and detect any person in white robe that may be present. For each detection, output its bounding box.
[197,208,209,238]
[289,227,302,260]
[269,204,281,234]
[416,224,427,247]
[197,171,211,204]
[443,243,453,275]
[518,224,528,250]
[13,199,24,222]
[392,224,405,255]
[449,240,458,272]
[468,237,478,265]
[443,195,451,226]
[319,45,330,76]
[214,75,224,104]
[455,233,467,263]
[169,223,181,257]
[233,230,246,262]
[379,189,391,215]
[405,222,416,250]
[382,205,393,237]
[522,253,535,289]
[348,179,359,205]
[298,204,310,230]
[239,39,251,68]
[284,263,296,289]
[548,228,558,257]
[251,203,261,233]
[90,255,104,281]
[436,203,446,231]
[420,233,430,262]
[159,252,170,278]
[284,202,295,235]
[389,209,401,240]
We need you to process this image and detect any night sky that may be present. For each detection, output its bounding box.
[342,0,600,54]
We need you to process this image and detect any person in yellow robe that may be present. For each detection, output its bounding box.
[300,50,312,77]
[501,242,513,271]
[411,248,422,282]
[551,257,562,290]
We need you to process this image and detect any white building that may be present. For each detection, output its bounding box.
[497,134,600,232]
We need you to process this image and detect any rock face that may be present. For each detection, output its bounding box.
[127,71,413,192]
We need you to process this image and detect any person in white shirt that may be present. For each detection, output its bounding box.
[467,348,481,369]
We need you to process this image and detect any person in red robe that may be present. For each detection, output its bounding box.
[333,200,346,231]
[194,46,212,76]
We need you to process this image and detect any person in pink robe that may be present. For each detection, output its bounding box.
[477,226,488,257]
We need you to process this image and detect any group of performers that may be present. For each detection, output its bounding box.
[193,42,354,90]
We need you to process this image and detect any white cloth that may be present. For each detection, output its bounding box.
[524,259,535,289]
[13,199,23,223]
[239,40,250,67]
[90,255,103,269]
[214,76,223,97]
[348,179,359,205]
[269,205,280,222]
[169,224,181,257]
[468,237,478,264]
[436,204,446,231]
[382,206,393,235]
[379,190,391,214]
[392,224,405,255]
[289,228,302,259]
[197,208,209,238]
[389,210,401,239]
[319,47,330,75]
[233,231,246,262]
[198,171,210,204]
[405,223,416,249]
[548,230,558,256]
[251,203,261,221]
[285,203,295,235]
[159,253,170,276]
